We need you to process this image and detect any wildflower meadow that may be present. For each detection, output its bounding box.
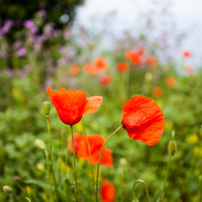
[1,2,202,202]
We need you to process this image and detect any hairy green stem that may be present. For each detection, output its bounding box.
[158,150,172,202]
[82,118,95,197]
[46,117,59,202]
[70,124,79,202]
[95,125,123,202]
[198,175,202,202]
[45,150,53,202]
[65,133,70,178]
[133,179,151,202]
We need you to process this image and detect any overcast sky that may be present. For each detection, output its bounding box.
[76,0,202,66]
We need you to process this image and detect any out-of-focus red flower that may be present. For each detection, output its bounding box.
[124,50,142,65]
[69,65,80,75]
[152,87,163,97]
[122,95,164,146]
[94,57,108,71]
[68,134,113,167]
[183,51,191,57]
[186,66,194,74]
[116,62,129,72]
[90,147,113,167]
[146,57,157,67]
[83,63,97,75]
[68,133,88,158]
[100,179,116,202]
[100,75,111,86]
[137,48,145,56]
[46,87,102,125]
[165,76,176,87]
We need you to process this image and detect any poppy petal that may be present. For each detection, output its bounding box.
[122,95,164,146]
[83,96,103,115]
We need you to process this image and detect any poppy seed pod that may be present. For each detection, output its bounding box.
[43,101,51,117]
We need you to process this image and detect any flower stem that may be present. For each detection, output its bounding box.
[46,117,59,202]
[65,132,70,178]
[82,118,95,197]
[198,175,202,202]
[133,179,151,202]
[44,150,53,202]
[95,125,123,202]
[70,124,79,202]
[158,150,172,202]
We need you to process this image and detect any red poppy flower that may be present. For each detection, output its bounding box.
[124,50,142,65]
[83,63,97,75]
[68,134,113,167]
[183,51,191,57]
[94,57,108,71]
[46,87,102,125]
[116,62,129,72]
[152,87,163,97]
[68,133,88,158]
[165,76,176,87]
[146,57,157,67]
[122,95,164,146]
[100,179,116,202]
[69,65,80,75]
[100,75,111,86]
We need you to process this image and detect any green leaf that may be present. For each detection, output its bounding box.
[24,179,66,195]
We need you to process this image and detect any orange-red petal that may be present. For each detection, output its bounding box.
[83,96,103,115]
[68,133,88,159]
[100,180,116,202]
[122,95,164,145]
[90,147,113,167]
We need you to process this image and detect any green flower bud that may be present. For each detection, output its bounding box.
[43,101,51,117]
[3,185,13,194]
[168,131,177,156]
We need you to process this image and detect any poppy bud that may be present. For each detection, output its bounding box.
[35,139,46,150]
[120,158,127,165]
[3,185,13,194]
[36,163,44,171]
[168,131,177,156]
[43,101,51,117]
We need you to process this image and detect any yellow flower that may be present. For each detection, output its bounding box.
[193,147,200,156]
[194,169,200,176]
[26,186,31,195]
[187,133,199,144]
